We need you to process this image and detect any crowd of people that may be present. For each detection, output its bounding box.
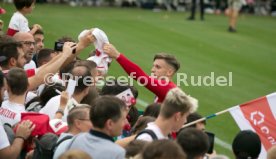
[0,0,275,159]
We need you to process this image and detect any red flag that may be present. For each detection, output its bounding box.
[229,93,276,158]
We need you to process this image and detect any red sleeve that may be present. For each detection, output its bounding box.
[6,28,18,36]
[26,69,35,77]
[117,54,176,102]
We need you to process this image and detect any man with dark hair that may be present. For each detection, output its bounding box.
[0,68,28,126]
[177,127,209,159]
[232,130,261,159]
[0,42,26,71]
[104,43,180,103]
[69,96,127,159]
[36,48,57,67]
[136,88,198,141]
[186,112,206,131]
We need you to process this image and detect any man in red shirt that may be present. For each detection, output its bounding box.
[103,44,180,103]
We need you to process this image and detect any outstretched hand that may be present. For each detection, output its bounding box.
[103,43,120,59]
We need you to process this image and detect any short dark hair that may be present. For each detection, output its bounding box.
[131,116,155,135]
[232,130,261,159]
[13,0,35,10]
[100,79,137,98]
[142,140,186,159]
[74,60,97,75]
[37,48,56,67]
[6,68,28,95]
[153,53,180,72]
[177,128,209,159]
[90,96,126,129]
[186,112,206,127]
[0,42,22,68]
[143,103,161,118]
[125,140,149,158]
[57,36,76,43]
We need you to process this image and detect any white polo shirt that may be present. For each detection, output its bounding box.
[0,100,26,126]
[135,122,169,142]
[0,121,10,150]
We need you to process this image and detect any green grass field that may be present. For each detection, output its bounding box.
[1,3,276,157]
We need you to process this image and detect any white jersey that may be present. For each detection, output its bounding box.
[0,100,26,126]
[7,11,30,36]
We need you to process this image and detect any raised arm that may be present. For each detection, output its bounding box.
[28,42,77,91]
[103,44,175,101]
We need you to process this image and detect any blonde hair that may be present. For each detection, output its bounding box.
[160,87,198,118]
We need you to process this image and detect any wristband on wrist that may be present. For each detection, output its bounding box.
[15,136,26,141]
[56,108,64,116]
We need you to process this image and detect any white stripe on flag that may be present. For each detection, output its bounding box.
[267,93,276,120]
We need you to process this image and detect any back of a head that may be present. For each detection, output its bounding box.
[186,112,206,128]
[125,140,149,158]
[177,127,209,159]
[160,88,198,119]
[143,103,161,118]
[100,79,138,98]
[267,146,276,159]
[131,116,156,135]
[154,53,180,73]
[142,140,186,159]
[32,133,59,159]
[13,0,35,10]
[81,86,99,106]
[90,96,126,129]
[69,65,92,94]
[6,68,28,95]
[37,48,56,67]
[232,130,261,159]
[0,42,22,68]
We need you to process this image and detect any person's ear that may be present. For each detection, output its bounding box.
[174,112,181,121]
[105,119,114,131]
[9,57,17,67]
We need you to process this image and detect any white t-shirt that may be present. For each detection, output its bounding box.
[39,95,79,122]
[135,122,168,142]
[0,100,26,126]
[24,60,37,70]
[0,121,10,150]
[8,11,30,33]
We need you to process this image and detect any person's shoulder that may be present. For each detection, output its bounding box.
[135,133,154,142]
